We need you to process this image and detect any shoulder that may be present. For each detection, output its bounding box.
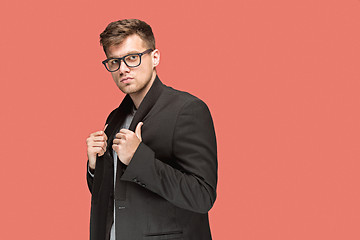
[161,84,209,110]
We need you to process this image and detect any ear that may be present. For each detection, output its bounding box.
[152,49,160,67]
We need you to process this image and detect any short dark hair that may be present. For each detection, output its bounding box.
[100,19,155,53]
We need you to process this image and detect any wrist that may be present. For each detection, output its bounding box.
[88,163,95,177]
[88,162,95,175]
[89,162,96,171]
[88,155,96,170]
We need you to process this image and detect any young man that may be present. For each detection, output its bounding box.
[86,19,217,240]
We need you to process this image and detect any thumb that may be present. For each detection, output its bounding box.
[135,122,143,141]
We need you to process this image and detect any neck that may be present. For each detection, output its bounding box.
[130,72,157,109]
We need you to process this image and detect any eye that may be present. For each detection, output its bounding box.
[126,55,139,62]
[108,59,119,66]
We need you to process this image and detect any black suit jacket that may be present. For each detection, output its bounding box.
[87,76,217,240]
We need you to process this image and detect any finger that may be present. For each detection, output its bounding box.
[90,146,104,154]
[119,128,133,135]
[115,133,127,140]
[103,124,109,140]
[101,141,107,152]
[87,137,103,145]
[135,122,143,141]
[112,144,119,151]
[98,144,107,156]
[98,149,105,156]
[92,136,107,142]
[90,142,107,148]
[100,146,106,154]
[113,138,125,144]
[90,130,105,137]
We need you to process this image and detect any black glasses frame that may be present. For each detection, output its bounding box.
[102,49,153,72]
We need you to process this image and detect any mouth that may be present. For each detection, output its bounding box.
[120,77,133,83]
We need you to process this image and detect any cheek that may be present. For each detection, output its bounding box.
[137,66,152,79]
[142,62,153,75]
[111,72,118,80]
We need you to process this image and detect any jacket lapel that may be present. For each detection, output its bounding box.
[114,76,164,202]
[104,94,133,149]
[128,75,164,131]
[103,75,164,161]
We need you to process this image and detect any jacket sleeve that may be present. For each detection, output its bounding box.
[121,99,218,214]
[86,108,118,193]
[86,161,94,193]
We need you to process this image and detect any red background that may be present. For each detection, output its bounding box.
[1,0,359,239]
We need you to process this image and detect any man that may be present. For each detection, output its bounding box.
[86,19,217,240]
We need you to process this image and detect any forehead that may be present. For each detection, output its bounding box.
[106,34,148,58]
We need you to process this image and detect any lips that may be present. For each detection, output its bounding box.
[120,77,133,83]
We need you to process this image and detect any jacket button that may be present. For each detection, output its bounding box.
[133,178,138,182]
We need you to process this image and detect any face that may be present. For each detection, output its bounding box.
[105,34,160,99]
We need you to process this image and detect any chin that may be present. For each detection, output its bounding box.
[118,85,137,95]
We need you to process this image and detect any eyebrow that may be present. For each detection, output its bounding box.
[107,50,142,59]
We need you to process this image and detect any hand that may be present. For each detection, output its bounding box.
[112,122,143,165]
[86,125,108,170]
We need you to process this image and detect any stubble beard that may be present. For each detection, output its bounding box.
[118,83,136,95]
[117,80,148,96]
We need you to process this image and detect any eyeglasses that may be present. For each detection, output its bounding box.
[102,49,153,72]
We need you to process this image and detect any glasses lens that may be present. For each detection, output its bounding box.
[106,59,120,71]
[124,54,140,67]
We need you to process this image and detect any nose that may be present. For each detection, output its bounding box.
[118,59,130,74]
